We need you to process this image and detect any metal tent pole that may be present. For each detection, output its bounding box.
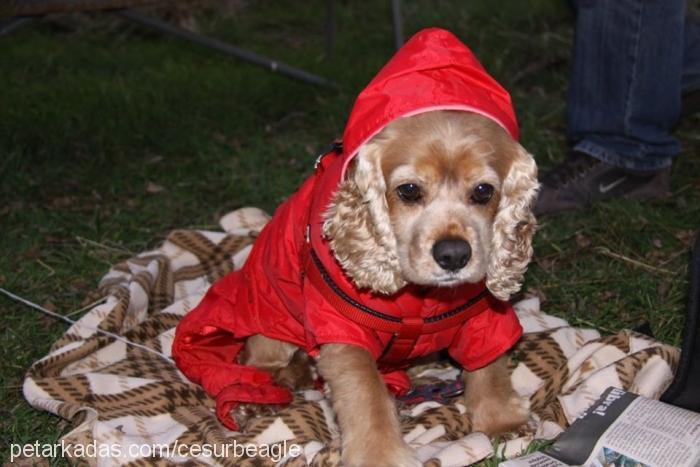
[391,0,403,50]
[0,16,32,36]
[117,9,338,89]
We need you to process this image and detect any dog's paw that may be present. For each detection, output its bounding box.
[510,394,531,420]
[380,443,423,467]
[467,394,530,437]
[343,438,421,467]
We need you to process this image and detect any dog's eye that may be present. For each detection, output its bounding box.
[471,183,494,204]
[396,183,422,202]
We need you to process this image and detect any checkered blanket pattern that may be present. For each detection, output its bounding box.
[22,208,679,466]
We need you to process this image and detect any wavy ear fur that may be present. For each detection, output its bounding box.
[322,143,406,295]
[486,145,539,301]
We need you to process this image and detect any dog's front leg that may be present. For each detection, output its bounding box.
[462,355,529,436]
[318,344,421,467]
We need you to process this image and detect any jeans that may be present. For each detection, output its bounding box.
[568,0,700,171]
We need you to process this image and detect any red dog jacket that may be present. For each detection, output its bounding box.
[172,28,523,431]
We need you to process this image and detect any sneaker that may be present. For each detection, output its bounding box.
[534,151,671,216]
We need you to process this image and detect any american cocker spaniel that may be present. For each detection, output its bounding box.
[241,110,539,466]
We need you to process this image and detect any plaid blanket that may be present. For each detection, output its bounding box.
[23,208,680,466]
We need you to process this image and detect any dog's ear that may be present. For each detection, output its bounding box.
[486,144,539,301]
[322,142,406,294]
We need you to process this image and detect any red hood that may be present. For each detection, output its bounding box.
[308,27,521,270]
[339,27,519,177]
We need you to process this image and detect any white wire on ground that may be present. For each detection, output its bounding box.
[0,287,174,364]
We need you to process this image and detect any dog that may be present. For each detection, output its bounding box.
[238,110,538,466]
[173,28,538,467]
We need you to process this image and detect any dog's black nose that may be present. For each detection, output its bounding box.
[432,238,471,271]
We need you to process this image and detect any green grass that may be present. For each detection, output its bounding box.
[1,0,699,464]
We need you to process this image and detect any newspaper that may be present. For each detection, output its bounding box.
[501,387,700,467]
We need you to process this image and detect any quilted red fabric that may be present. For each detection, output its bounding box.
[172,28,523,431]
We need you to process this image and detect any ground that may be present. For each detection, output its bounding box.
[1,0,699,464]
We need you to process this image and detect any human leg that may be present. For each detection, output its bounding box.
[536,0,688,215]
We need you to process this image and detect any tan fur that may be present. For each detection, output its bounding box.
[322,173,406,294]
[317,344,421,467]
[485,145,539,300]
[240,333,299,371]
[463,355,530,435]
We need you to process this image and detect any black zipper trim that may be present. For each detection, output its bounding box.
[309,248,488,324]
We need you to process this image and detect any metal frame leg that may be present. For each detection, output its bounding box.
[0,16,32,36]
[324,0,336,60]
[391,0,403,50]
[117,9,338,88]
